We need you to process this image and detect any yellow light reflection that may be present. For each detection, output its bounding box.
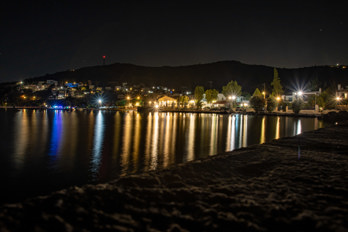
[112,112,122,158]
[239,115,243,148]
[121,112,133,174]
[132,112,141,172]
[150,112,159,170]
[163,113,171,168]
[260,116,266,144]
[242,115,248,147]
[144,113,153,171]
[187,113,196,161]
[14,110,29,169]
[275,116,280,139]
[170,113,177,165]
[62,112,78,164]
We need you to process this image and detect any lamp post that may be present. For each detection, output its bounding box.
[231,95,236,108]
[336,96,341,110]
[276,96,281,111]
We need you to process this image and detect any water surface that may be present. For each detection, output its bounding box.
[0,109,324,203]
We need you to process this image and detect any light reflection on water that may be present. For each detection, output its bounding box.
[91,111,105,178]
[0,109,324,203]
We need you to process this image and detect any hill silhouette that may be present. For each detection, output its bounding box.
[27,61,348,93]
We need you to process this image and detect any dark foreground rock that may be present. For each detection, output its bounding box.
[1,124,348,232]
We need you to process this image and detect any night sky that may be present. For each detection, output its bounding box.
[1,0,347,82]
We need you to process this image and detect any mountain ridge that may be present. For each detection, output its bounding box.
[26,60,348,93]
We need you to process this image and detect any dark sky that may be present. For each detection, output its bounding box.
[1,0,348,82]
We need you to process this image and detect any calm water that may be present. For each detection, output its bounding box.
[0,109,324,203]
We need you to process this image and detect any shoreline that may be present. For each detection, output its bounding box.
[0,120,347,231]
[0,106,340,119]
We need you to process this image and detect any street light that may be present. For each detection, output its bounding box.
[98,99,102,105]
[297,91,303,97]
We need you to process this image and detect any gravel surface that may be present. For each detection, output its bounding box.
[1,123,348,232]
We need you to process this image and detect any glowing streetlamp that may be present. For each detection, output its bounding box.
[262,91,266,99]
[98,99,102,105]
[336,96,341,101]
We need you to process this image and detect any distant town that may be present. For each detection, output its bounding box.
[0,68,347,114]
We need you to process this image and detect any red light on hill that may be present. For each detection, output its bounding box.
[102,55,106,59]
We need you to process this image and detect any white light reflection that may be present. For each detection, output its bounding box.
[91,111,105,176]
[226,115,236,151]
[209,114,218,156]
[296,119,302,135]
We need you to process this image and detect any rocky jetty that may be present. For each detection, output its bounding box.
[1,122,348,231]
